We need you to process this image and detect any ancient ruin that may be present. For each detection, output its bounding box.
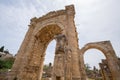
[7,5,120,80]
[79,41,120,80]
[99,59,112,80]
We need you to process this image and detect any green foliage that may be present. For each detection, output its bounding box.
[0,46,10,54]
[0,46,4,52]
[85,63,91,71]
[85,63,93,76]
[43,65,49,71]
[0,58,14,69]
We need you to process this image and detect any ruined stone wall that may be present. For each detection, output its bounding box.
[99,59,112,80]
[79,41,120,80]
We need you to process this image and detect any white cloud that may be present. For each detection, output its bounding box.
[0,0,45,54]
[75,0,120,68]
[0,0,120,67]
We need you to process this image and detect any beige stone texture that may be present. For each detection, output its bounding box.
[7,5,80,80]
[79,41,120,80]
[99,59,112,80]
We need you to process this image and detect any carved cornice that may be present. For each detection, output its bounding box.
[37,10,66,22]
[29,5,75,27]
[30,10,66,25]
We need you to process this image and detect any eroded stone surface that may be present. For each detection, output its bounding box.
[99,59,112,80]
[79,41,120,80]
[8,5,80,80]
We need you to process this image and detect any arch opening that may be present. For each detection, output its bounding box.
[44,40,56,65]
[84,49,106,69]
[84,49,106,79]
[35,24,63,80]
[81,44,109,58]
[42,40,56,79]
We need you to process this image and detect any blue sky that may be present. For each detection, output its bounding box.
[0,0,120,68]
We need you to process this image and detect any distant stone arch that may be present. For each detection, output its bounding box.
[8,5,81,80]
[79,41,120,80]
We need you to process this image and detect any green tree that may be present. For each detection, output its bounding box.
[85,63,91,72]
[0,58,14,69]
[43,64,49,71]
[0,46,4,52]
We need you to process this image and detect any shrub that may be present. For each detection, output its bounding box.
[0,58,14,69]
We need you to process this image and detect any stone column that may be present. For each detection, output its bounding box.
[38,52,45,80]
[53,53,65,80]
[107,53,120,80]
[64,48,72,80]
[79,53,87,80]
[65,5,81,80]
[99,60,112,80]
[105,43,120,80]
[52,34,66,80]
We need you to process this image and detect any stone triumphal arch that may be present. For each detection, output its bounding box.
[8,5,120,80]
[8,5,81,80]
[79,41,120,80]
